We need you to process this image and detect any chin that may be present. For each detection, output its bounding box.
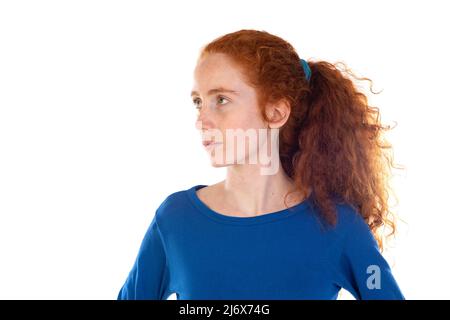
[208,155,247,167]
[209,162,227,168]
[208,157,230,167]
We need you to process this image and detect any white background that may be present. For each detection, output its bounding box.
[0,0,448,299]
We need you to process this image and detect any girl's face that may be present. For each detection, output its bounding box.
[191,53,270,167]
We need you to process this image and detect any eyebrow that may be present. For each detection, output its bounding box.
[190,87,239,97]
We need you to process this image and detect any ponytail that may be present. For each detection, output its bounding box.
[283,60,404,250]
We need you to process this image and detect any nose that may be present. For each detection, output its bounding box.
[195,106,213,131]
[195,119,203,131]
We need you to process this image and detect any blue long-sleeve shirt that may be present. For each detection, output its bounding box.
[117,184,404,300]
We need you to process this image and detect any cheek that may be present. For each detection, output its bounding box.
[222,109,264,131]
[220,117,267,154]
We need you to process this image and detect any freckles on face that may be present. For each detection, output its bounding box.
[192,53,266,133]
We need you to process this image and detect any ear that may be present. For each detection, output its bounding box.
[265,98,291,129]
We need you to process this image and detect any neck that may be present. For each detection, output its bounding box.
[218,163,302,216]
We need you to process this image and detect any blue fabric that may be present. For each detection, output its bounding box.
[117,184,404,300]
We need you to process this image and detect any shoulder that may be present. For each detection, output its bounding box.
[335,203,367,229]
[323,202,380,272]
[152,185,202,228]
[322,202,374,243]
[333,202,378,249]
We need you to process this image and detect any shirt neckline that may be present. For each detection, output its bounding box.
[185,184,311,225]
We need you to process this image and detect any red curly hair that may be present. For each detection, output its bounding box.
[198,29,404,251]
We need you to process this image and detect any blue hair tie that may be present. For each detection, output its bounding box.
[300,58,311,82]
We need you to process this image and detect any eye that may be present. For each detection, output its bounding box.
[192,98,201,110]
[217,95,229,105]
[192,95,230,111]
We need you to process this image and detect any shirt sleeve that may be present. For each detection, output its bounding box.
[336,212,405,300]
[117,214,172,300]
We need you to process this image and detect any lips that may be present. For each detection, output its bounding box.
[202,140,223,148]
[202,140,214,147]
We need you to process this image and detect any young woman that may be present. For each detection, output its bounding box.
[117,29,405,300]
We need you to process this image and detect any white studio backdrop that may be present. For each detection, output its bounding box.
[0,0,448,299]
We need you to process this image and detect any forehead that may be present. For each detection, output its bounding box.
[191,53,249,94]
